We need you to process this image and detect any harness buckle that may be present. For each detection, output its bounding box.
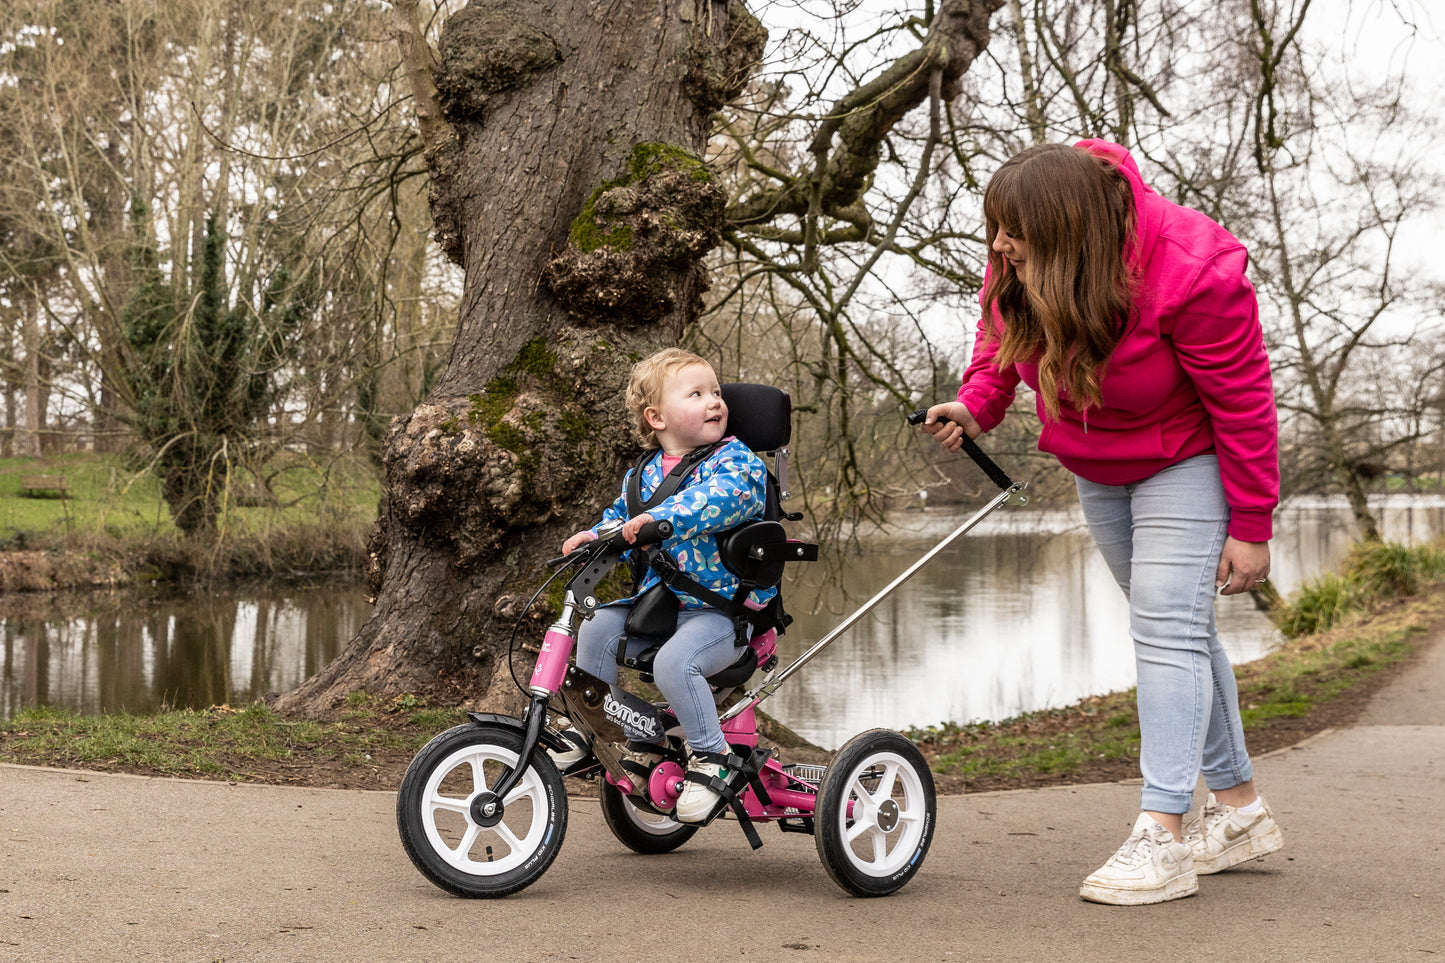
[648,549,681,586]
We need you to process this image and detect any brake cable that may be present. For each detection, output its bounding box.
[505,551,587,703]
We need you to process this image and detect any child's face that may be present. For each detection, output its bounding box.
[645,362,728,453]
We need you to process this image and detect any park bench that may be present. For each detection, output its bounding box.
[18,475,69,499]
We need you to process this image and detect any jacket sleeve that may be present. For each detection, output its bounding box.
[956,300,1021,431]
[644,441,767,539]
[1168,248,1280,541]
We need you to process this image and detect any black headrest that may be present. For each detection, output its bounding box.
[720,383,791,452]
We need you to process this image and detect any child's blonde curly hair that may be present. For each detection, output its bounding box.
[626,347,713,449]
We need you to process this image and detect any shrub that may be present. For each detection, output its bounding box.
[1274,538,1445,638]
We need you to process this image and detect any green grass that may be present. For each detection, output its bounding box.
[0,450,382,543]
[1272,538,1445,637]
[0,697,467,783]
[0,450,383,579]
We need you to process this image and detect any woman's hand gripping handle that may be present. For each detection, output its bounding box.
[908,403,1015,491]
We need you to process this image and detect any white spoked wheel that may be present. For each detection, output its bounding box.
[815,729,936,897]
[396,723,567,898]
[599,779,699,854]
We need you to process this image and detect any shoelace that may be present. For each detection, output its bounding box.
[1197,802,1230,833]
[1113,830,1161,867]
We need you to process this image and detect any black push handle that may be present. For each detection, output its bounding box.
[908,408,1015,492]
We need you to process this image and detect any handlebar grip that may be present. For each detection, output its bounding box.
[908,408,1015,492]
[634,518,673,545]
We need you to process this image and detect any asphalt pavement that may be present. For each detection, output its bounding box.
[3,629,1443,963]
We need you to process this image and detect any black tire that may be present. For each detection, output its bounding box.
[599,780,699,854]
[815,729,936,897]
[396,723,568,898]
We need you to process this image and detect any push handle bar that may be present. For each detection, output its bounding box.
[908,408,1015,492]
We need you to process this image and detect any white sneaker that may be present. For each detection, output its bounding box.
[546,728,590,770]
[617,743,664,796]
[1079,813,1198,905]
[674,750,732,823]
[1184,793,1284,874]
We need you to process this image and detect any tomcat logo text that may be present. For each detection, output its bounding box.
[604,693,659,738]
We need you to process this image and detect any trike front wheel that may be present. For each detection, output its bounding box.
[396,723,567,898]
[815,729,936,897]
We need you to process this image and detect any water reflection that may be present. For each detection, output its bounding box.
[769,496,1445,748]
[0,586,369,720]
[2,496,1442,743]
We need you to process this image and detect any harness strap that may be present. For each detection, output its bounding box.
[646,551,773,632]
[625,441,725,592]
[625,440,788,640]
[625,442,725,517]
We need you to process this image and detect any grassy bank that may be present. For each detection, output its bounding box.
[0,451,381,585]
[2,540,1442,793]
[0,693,463,791]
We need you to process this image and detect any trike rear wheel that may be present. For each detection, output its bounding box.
[396,723,567,898]
[815,729,936,897]
[599,780,699,854]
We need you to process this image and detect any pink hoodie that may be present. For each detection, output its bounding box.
[958,140,1279,542]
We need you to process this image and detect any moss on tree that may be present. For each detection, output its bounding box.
[545,142,725,325]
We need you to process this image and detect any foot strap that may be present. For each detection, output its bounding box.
[685,748,773,850]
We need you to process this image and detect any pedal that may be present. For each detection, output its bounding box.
[778,816,815,835]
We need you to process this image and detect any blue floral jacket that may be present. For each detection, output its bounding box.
[592,438,778,610]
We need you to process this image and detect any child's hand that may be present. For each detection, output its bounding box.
[560,530,597,555]
[621,512,658,544]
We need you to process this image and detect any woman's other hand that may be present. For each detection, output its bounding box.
[1216,537,1270,596]
[918,402,983,452]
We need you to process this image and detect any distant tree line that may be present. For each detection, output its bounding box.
[0,0,458,532]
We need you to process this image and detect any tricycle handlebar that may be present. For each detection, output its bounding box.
[545,518,674,569]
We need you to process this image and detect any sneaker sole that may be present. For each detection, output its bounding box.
[1079,871,1199,906]
[1194,824,1284,875]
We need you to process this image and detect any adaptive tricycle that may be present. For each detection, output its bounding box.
[396,385,1024,898]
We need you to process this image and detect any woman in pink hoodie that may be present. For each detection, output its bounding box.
[921,141,1285,905]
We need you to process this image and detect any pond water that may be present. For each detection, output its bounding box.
[770,495,1445,747]
[0,586,370,722]
[3,495,1442,747]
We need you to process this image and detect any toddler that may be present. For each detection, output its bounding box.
[560,347,775,822]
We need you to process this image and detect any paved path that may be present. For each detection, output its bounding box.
[3,633,1444,962]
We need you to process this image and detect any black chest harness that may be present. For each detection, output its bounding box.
[623,443,807,642]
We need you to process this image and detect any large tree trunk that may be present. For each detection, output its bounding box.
[274,0,761,714]
[275,0,1002,716]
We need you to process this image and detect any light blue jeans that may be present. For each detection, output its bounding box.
[1074,454,1255,814]
[575,605,743,754]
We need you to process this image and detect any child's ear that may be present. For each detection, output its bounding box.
[643,406,666,431]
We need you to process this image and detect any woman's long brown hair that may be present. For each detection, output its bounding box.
[981,144,1135,420]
